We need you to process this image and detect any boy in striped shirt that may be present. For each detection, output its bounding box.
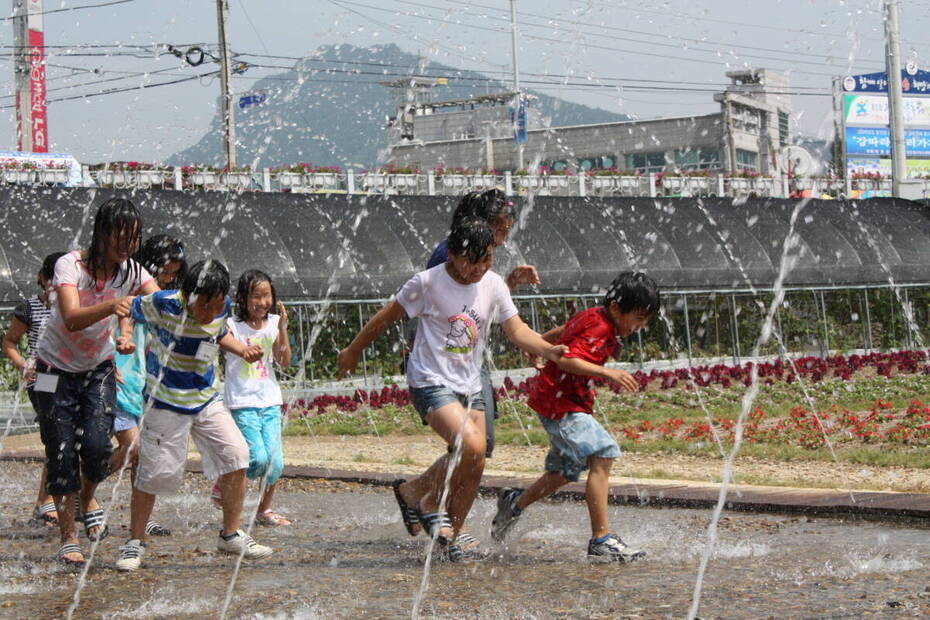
[115,260,274,571]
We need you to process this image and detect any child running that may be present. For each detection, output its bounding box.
[110,235,187,538]
[490,272,659,563]
[2,251,65,527]
[33,198,157,566]
[115,260,273,571]
[338,217,566,561]
[395,190,541,538]
[216,269,292,526]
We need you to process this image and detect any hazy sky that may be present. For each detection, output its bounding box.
[2,0,926,163]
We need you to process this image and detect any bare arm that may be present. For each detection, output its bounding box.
[501,315,568,363]
[552,356,639,392]
[338,300,407,376]
[273,302,292,367]
[219,332,263,363]
[57,285,131,332]
[540,324,566,344]
[1,318,29,373]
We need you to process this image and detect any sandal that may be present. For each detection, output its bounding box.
[446,533,487,563]
[145,520,172,537]
[32,502,59,526]
[255,510,292,527]
[418,511,454,546]
[392,479,421,537]
[82,509,109,542]
[57,543,85,567]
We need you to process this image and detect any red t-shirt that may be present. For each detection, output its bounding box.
[527,306,621,420]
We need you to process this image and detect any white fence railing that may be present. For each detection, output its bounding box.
[4,167,927,199]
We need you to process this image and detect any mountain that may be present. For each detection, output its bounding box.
[169,43,630,169]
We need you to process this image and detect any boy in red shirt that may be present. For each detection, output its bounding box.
[491,272,659,562]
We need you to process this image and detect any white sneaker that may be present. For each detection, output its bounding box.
[587,534,646,564]
[217,530,273,560]
[115,539,146,571]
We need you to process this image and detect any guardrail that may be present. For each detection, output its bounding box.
[3,167,926,199]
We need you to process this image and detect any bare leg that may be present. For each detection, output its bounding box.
[514,471,570,511]
[35,464,57,524]
[110,427,139,476]
[258,482,277,514]
[77,477,103,537]
[129,487,156,541]
[585,457,614,539]
[421,403,486,537]
[219,469,246,535]
[54,492,81,562]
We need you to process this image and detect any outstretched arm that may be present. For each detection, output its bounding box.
[552,356,638,392]
[338,300,407,376]
[501,315,568,363]
[219,332,264,362]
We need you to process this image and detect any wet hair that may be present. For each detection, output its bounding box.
[447,217,494,264]
[450,189,515,230]
[603,272,661,315]
[40,251,66,282]
[235,269,277,321]
[180,260,229,302]
[86,197,143,287]
[134,235,186,288]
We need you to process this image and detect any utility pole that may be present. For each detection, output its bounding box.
[509,0,524,170]
[216,0,237,168]
[13,0,48,153]
[883,0,905,196]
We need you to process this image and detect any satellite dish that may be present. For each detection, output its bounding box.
[780,145,816,176]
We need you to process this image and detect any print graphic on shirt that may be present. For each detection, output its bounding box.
[239,335,273,379]
[443,314,479,354]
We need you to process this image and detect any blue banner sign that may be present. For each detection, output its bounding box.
[842,69,930,94]
[238,93,267,109]
[845,126,930,157]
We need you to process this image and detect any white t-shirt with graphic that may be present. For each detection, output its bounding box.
[37,250,152,373]
[223,315,283,409]
[396,264,518,394]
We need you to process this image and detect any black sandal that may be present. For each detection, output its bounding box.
[32,502,59,526]
[392,479,421,537]
[418,511,453,546]
[82,509,109,542]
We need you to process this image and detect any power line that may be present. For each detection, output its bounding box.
[411,0,887,69]
[0,0,138,22]
[0,71,215,109]
[325,0,865,79]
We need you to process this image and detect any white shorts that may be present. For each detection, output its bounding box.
[135,399,249,495]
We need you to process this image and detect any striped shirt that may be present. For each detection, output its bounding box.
[131,290,230,415]
[13,295,52,358]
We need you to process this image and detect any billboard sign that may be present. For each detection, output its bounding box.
[841,68,930,178]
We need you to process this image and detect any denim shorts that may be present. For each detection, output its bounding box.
[539,412,621,482]
[113,407,140,432]
[409,384,485,425]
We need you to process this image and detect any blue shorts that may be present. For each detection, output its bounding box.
[230,405,285,486]
[409,385,485,425]
[539,412,621,482]
[113,407,140,432]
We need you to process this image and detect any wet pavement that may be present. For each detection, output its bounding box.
[1,461,930,619]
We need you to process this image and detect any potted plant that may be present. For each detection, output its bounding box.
[310,165,341,187]
[471,167,500,188]
[382,165,420,189]
[851,170,882,190]
[182,164,220,186]
[2,159,37,183]
[512,168,540,189]
[218,165,252,188]
[36,162,70,184]
[434,166,471,188]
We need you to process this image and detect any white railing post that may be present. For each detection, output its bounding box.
[173,167,183,190]
[262,168,272,192]
[504,171,513,196]
[347,169,356,193]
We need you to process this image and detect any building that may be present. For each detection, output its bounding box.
[387,69,792,176]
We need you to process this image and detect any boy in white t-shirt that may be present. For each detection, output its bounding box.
[338,217,566,561]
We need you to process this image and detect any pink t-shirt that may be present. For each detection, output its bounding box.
[37,250,152,372]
